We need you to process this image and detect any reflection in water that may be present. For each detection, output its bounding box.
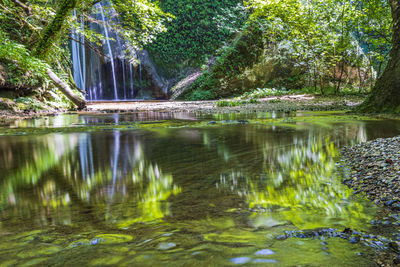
[216,136,371,229]
[0,130,181,228]
[0,114,399,266]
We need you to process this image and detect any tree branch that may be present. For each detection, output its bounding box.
[68,36,110,60]
[13,0,31,15]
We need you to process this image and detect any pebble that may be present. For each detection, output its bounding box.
[341,136,400,211]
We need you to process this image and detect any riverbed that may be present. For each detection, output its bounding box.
[0,111,399,266]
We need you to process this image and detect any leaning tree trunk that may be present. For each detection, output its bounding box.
[358,0,400,113]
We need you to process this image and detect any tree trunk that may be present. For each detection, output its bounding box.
[47,69,86,109]
[33,0,78,59]
[358,0,400,113]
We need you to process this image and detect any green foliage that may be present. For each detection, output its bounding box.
[186,0,391,101]
[189,89,215,101]
[247,0,391,91]
[0,30,49,89]
[239,88,285,99]
[216,100,243,107]
[216,98,260,107]
[355,0,391,76]
[106,0,173,57]
[181,22,265,100]
[0,32,49,76]
[146,0,247,71]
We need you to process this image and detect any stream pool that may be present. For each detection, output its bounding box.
[0,111,399,266]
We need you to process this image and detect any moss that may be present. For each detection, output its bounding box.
[0,97,17,111]
[33,0,77,59]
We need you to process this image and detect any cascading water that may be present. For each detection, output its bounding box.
[98,4,118,99]
[70,1,142,101]
[71,10,85,92]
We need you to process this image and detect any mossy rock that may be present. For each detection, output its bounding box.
[67,239,91,248]
[0,97,16,111]
[94,234,133,244]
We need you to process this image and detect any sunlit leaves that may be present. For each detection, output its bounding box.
[0,30,49,84]
[246,0,391,90]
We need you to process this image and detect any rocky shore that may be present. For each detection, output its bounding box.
[341,136,400,210]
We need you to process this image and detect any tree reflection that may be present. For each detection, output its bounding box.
[215,134,375,229]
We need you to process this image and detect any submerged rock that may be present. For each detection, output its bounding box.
[157,242,176,250]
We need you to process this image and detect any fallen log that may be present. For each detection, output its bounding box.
[46,68,86,109]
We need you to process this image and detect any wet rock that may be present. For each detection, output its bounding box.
[349,236,360,244]
[385,200,395,206]
[386,158,394,164]
[389,241,399,252]
[255,249,274,255]
[157,242,176,250]
[90,238,104,245]
[275,234,286,240]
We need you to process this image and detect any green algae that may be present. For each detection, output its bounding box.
[94,234,133,244]
[21,258,50,266]
[17,246,61,258]
[0,259,18,266]
[203,229,263,244]
[89,256,124,266]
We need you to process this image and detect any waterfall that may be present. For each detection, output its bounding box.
[129,63,134,98]
[98,4,119,99]
[70,1,136,101]
[71,10,85,91]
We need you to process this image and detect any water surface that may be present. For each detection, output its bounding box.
[0,111,399,266]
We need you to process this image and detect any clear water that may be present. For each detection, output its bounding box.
[0,111,399,266]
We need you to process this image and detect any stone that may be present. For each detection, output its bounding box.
[255,249,274,255]
[157,242,176,250]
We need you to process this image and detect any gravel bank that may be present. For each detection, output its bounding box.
[341,136,400,210]
[86,95,363,113]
